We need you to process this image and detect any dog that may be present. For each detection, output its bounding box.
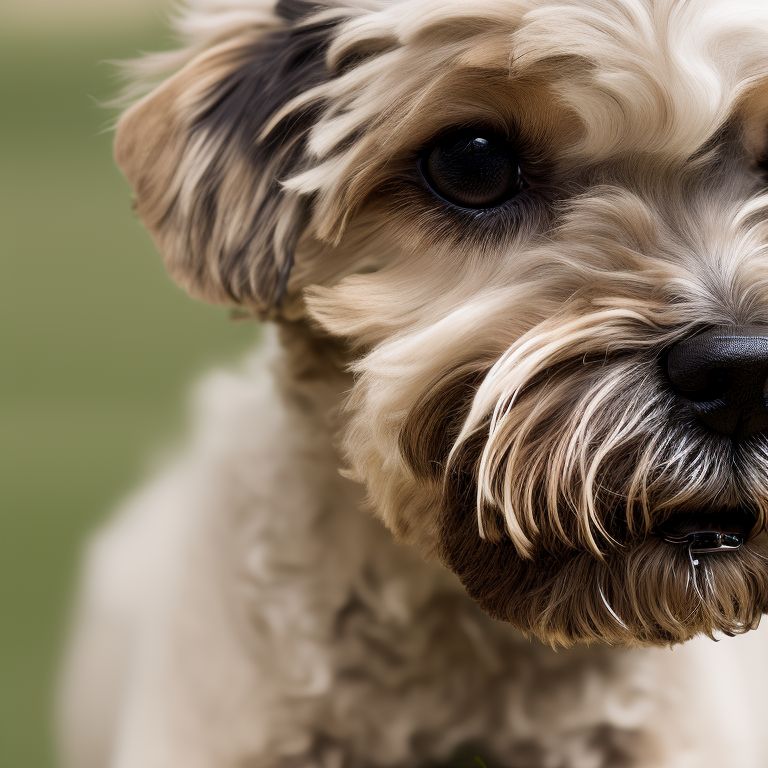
[59,0,768,765]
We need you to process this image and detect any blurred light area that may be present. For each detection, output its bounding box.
[3,0,161,30]
[1,6,257,768]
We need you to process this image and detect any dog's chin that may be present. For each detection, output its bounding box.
[439,500,768,647]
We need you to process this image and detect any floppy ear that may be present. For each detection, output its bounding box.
[115,1,337,316]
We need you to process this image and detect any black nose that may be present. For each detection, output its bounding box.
[665,326,768,439]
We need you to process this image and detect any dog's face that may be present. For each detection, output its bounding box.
[117,0,768,646]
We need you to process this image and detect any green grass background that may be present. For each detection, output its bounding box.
[1,18,256,767]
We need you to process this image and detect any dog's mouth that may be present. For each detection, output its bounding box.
[656,506,758,554]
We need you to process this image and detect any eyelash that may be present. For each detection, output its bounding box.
[417,127,555,209]
[394,170,551,246]
[414,156,528,213]
[368,127,560,243]
[409,167,552,246]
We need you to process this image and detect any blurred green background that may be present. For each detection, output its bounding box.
[1,4,257,766]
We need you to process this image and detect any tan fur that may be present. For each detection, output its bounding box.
[61,1,768,765]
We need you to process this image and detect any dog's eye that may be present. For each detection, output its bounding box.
[420,129,525,209]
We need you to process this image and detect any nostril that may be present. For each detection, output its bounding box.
[672,366,730,403]
[665,341,731,403]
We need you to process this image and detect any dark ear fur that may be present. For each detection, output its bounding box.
[115,1,337,314]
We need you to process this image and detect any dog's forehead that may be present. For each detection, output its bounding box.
[284,0,768,233]
[512,0,768,158]
[322,0,768,160]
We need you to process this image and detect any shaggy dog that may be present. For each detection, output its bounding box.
[60,0,768,765]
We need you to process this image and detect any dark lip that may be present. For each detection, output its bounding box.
[655,506,758,539]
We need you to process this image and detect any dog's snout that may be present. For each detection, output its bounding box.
[665,326,768,438]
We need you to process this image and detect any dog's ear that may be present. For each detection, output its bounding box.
[115,2,337,316]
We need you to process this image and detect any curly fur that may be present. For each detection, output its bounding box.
[60,1,768,766]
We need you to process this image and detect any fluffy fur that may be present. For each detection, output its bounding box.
[61,1,768,765]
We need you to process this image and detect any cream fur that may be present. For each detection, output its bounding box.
[59,328,768,767]
[61,0,768,765]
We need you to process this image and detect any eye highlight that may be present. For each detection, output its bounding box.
[419,128,526,209]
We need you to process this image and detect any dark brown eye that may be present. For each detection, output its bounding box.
[420,129,525,209]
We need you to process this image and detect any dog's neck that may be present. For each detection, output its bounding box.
[265,317,460,591]
[273,319,353,406]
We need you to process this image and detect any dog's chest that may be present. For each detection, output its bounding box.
[216,345,702,767]
[234,484,665,767]
[311,565,665,768]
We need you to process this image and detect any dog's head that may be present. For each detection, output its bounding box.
[117,0,768,646]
